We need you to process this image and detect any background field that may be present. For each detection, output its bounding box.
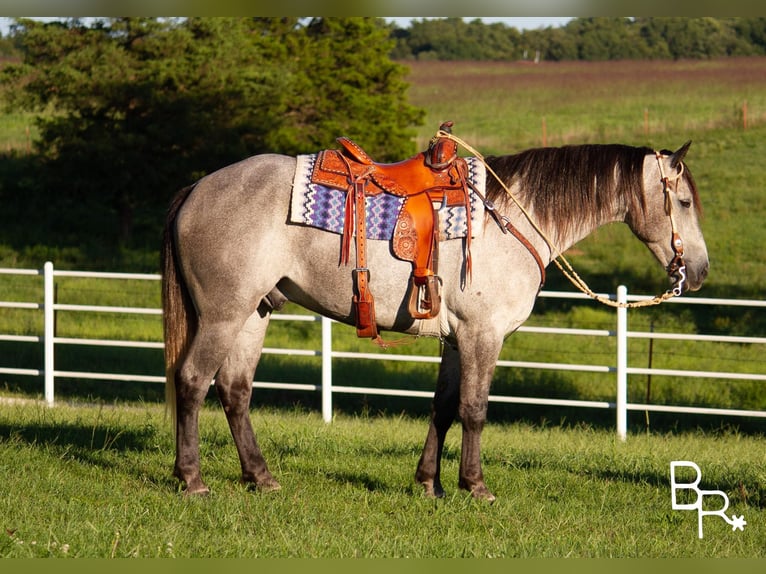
[406,58,766,152]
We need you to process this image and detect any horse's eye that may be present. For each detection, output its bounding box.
[680,199,692,208]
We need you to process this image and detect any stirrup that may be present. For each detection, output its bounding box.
[407,275,442,320]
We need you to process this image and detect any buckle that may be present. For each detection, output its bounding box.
[352,267,370,282]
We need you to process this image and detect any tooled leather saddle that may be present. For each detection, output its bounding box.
[310,122,472,340]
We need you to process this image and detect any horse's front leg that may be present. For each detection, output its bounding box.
[416,342,461,497]
[456,334,503,502]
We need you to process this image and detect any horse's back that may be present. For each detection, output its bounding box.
[177,153,295,230]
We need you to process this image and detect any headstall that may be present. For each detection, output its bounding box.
[655,151,687,297]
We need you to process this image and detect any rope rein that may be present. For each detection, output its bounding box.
[436,129,685,309]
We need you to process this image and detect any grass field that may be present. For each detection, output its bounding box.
[406,58,766,153]
[0,401,763,558]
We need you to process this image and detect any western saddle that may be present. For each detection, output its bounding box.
[310,122,472,340]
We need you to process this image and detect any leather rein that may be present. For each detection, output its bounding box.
[441,130,688,309]
[468,179,547,289]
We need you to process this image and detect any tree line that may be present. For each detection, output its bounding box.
[390,17,766,61]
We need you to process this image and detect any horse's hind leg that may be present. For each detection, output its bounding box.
[174,316,250,495]
[214,308,280,492]
[415,343,460,497]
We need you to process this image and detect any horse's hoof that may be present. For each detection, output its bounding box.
[183,485,210,497]
[176,474,210,496]
[459,479,496,502]
[470,486,496,503]
[419,480,445,499]
[257,479,282,493]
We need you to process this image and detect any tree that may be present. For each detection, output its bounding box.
[259,17,422,161]
[565,17,651,61]
[543,27,579,61]
[387,17,766,63]
[652,18,754,59]
[733,17,766,54]
[3,18,291,244]
[2,17,422,250]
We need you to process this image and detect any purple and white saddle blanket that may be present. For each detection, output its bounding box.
[289,154,486,240]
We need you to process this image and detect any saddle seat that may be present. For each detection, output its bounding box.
[309,122,472,340]
[332,136,468,205]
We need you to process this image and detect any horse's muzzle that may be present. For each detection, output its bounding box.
[679,259,709,293]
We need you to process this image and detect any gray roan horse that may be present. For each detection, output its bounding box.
[162,140,709,501]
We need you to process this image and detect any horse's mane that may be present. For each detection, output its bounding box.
[484,144,697,242]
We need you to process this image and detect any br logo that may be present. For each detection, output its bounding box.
[670,461,747,539]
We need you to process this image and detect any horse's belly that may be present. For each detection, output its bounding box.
[279,232,450,333]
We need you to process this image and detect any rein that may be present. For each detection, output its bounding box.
[438,130,687,309]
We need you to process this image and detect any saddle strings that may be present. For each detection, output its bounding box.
[436,129,681,309]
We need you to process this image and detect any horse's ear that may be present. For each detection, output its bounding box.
[670,140,692,169]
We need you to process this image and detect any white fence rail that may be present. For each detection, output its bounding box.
[1,262,765,439]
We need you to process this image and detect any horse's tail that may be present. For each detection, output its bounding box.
[161,183,198,431]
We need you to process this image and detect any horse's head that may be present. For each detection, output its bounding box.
[627,142,709,293]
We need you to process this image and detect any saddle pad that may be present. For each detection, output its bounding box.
[290,154,486,241]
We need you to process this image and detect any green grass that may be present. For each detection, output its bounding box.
[406,58,766,152]
[0,400,763,558]
[0,110,35,153]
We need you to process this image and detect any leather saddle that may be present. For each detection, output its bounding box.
[310,122,471,340]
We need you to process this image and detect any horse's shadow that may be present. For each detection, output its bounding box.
[0,419,178,489]
[322,470,391,492]
[0,420,154,451]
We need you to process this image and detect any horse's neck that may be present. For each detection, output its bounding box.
[556,206,625,252]
[515,186,628,259]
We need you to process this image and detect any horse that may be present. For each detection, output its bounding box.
[161,140,709,501]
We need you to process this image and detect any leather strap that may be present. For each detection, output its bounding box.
[503,218,546,288]
[468,179,546,288]
[351,178,379,339]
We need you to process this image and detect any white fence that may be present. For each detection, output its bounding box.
[1,261,765,439]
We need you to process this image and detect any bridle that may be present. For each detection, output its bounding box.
[655,150,688,297]
[437,129,691,309]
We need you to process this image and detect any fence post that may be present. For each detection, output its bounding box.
[43,261,55,406]
[616,285,628,441]
[321,316,333,422]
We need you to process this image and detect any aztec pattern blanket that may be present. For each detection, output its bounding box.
[289,154,486,241]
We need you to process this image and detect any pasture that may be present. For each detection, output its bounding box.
[406,58,766,153]
[1,57,766,558]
